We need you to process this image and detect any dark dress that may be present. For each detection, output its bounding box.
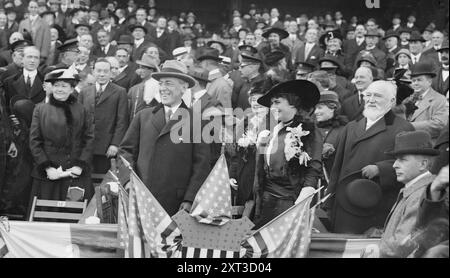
[29,95,94,203]
[253,115,323,228]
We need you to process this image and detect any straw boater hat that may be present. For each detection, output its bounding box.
[257,79,320,110]
[152,60,196,88]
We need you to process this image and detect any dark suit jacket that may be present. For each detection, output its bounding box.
[92,44,118,58]
[3,71,46,116]
[341,91,364,122]
[148,29,172,55]
[432,68,449,96]
[78,82,129,156]
[131,40,152,62]
[343,38,366,69]
[354,47,387,70]
[294,43,324,68]
[113,63,142,91]
[119,102,211,216]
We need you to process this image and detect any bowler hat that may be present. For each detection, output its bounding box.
[383,30,400,40]
[410,62,436,78]
[336,170,383,217]
[195,47,221,62]
[152,60,196,88]
[129,24,148,34]
[408,31,425,42]
[437,40,449,52]
[385,131,440,156]
[364,30,381,37]
[262,27,289,40]
[264,50,285,66]
[257,79,320,110]
[136,55,159,71]
[116,35,134,45]
[10,95,35,126]
[206,40,226,50]
[182,33,196,42]
[399,28,412,34]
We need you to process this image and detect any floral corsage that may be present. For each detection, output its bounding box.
[284,123,311,166]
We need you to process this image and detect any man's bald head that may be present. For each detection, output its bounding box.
[354,66,374,92]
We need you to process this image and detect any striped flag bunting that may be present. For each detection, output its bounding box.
[124,170,182,258]
[190,154,232,226]
[240,194,315,258]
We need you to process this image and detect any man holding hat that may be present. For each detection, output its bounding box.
[404,62,448,142]
[377,131,440,257]
[18,0,51,62]
[119,60,210,216]
[354,29,387,71]
[326,80,415,234]
[432,40,449,96]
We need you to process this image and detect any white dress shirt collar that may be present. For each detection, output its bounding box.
[96,82,109,92]
[366,115,384,130]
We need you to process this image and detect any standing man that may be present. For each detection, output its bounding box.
[18,0,51,63]
[78,59,129,174]
[432,41,449,96]
[149,16,172,55]
[119,60,210,216]
[130,24,151,62]
[113,48,141,91]
[281,19,304,64]
[326,81,415,234]
[409,31,439,68]
[404,62,448,142]
[295,28,324,69]
[92,29,117,58]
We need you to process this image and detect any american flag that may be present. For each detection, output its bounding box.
[124,171,182,258]
[190,154,232,226]
[117,181,130,257]
[241,195,315,258]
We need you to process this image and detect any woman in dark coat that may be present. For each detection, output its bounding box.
[29,69,94,203]
[227,79,274,207]
[253,80,323,228]
[314,91,348,178]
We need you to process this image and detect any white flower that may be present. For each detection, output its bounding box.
[284,123,311,166]
[257,130,271,146]
[237,129,258,148]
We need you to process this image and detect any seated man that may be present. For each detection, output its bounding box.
[377,131,439,257]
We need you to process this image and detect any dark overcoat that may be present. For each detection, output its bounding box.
[326,110,415,234]
[78,82,129,156]
[29,95,94,201]
[3,71,46,114]
[119,102,211,216]
[112,63,142,92]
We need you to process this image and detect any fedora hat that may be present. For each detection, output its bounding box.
[129,24,148,34]
[399,27,412,34]
[57,38,79,52]
[437,40,449,52]
[45,68,80,83]
[136,55,159,71]
[257,79,320,110]
[385,131,440,156]
[408,31,425,42]
[356,53,377,67]
[116,35,134,45]
[383,30,400,40]
[10,95,35,126]
[188,66,211,83]
[195,47,221,62]
[262,27,289,40]
[152,60,196,88]
[410,62,436,78]
[336,170,382,217]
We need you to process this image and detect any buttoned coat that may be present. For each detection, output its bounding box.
[112,63,142,92]
[294,43,324,68]
[341,91,365,122]
[406,88,448,141]
[327,111,415,234]
[78,82,129,156]
[379,173,435,257]
[119,103,211,216]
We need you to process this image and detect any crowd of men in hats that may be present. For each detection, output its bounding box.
[0,0,448,258]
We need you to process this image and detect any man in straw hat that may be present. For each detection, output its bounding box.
[119,60,210,216]
[326,80,415,234]
[362,131,440,257]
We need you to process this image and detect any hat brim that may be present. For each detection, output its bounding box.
[257,80,320,109]
[152,72,196,88]
[241,53,262,63]
[410,72,437,78]
[262,29,289,40]
[129,26,148,34]
[45,77,79,83]
[437,47,449,52]
[207,41,226,49]
[136,60,158,71]
[75,24,92,30]
[385,148,440,156]
[319,58,342,69]
[196,55,222,62]
[383,34,400,40]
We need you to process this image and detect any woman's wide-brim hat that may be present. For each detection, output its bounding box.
[262,27,289,40]
[152,60,196,88]
[45,68,80,83]
[385,131,440,156]
[257,79,320,110]
[335,170,383,217]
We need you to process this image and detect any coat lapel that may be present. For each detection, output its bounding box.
[151,104,165,134]
[29,74,43,99]
[159,102,189,138]
[352,116,387,146]
[96,82,115,106]
[410,89,435,121]
[114,66,128,82]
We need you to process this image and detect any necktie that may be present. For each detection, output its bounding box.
[26,75,32,88]
[413,57,417,64]
[102,46,106,54]
[360,93,365,106]
[95,86,103,104]
[305,44,312,58]
[165,108,172,123]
